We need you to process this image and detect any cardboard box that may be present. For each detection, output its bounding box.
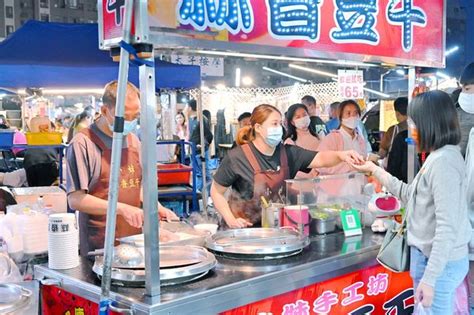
[12,187,67,213]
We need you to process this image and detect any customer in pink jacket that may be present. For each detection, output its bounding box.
[318,100,367,175]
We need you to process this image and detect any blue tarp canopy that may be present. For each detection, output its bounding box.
[0,21,201,89]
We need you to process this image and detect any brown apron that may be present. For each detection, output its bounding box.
[228,144,289,226]
[78,128,142,256]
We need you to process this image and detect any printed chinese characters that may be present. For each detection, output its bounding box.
[313,291,339,314]
[49,219,69,233]
[367,273,389,296]
[178,0,254,34]
[383,288,414,314]
[119,165,141,189]
[280,272,413,314]
[341,282,365,306]
[386,0,427,52]
[349,304,375,315]
[282,300,310,315]
[331,0,379,44]
[172,54,224,76]
[64,307,85,315]
[200,56,210,66]
[106,0,125,26]
[266,0,322,42]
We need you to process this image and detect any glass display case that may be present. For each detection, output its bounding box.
[285,172,373,234]
[286,172,367,207]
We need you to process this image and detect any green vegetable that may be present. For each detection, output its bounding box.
[323,208,342,214]
[310,211,330,220]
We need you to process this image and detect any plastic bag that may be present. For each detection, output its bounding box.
[0,252,22,283]
[454,276,470,315]
[0,212,24,262]
[414,303,433,315]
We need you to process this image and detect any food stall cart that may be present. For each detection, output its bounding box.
[36,230,414,314]
[33,0,445,314]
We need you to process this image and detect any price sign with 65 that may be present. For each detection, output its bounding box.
[338,70,364,99]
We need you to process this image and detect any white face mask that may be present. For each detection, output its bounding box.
[458,92,474,114]
[342,117,360,130]
[264,126,283,147]
[294,116,311,130]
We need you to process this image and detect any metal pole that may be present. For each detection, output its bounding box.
[407,67,416,183]
[139,52,160,296]
[380,70,391,94]
[198,91,208,215]
[99,0,134,309]
[169,91,178,159]
[170,91,178,138]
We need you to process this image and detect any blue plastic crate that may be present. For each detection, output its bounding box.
[0,131,14,147]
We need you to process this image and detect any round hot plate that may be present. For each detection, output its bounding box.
[92,245,217,286]
[205,228,310,260]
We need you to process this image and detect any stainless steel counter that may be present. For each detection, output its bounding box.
[35,230,384,315]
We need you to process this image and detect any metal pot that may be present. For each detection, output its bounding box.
[321,208,343,229]
[310,217,336,235]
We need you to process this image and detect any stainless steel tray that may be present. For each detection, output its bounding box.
[205,228,310,260]
[92,246,217,286]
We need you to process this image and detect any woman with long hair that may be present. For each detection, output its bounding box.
[284,103,321,149]
[284,103,322,178]
[211,104,364,228]
[353,91,470,314]
[175,111,188,140]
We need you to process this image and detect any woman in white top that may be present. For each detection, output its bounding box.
[317,100,367,175]
[284,103,322,178]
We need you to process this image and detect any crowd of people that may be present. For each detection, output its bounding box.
[0,104,95,189]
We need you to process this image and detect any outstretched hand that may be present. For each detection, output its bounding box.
[339,150,365,166]
[351,160,378,174]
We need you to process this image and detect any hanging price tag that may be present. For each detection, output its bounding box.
[340,209,362,237]
[338,70,364,99]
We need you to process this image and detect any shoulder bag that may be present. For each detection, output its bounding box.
[376,153,433,272]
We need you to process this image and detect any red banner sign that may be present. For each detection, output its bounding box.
[40,265,413,314]
[221,265,414,315]
[98,1,444,67]
[41,285,121,315]
[98,0,138,49]
[145,0,445,67]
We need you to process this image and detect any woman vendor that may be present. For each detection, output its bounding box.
[210,104,365,229]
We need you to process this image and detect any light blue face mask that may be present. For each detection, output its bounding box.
[108,119,138,136]
[264,126,283,147]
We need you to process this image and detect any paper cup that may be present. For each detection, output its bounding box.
[48,221,79,269]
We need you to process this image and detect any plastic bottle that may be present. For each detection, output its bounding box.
[37,196,44,211]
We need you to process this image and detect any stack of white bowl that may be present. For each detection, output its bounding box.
[18,211,48,255]
[48,213,79,269]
